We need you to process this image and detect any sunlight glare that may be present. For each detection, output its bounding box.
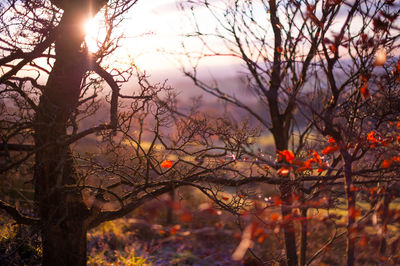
[83,16,102,53]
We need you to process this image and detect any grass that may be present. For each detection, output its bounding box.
[0,187,399,265]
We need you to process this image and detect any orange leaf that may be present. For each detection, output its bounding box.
[369,187,377,195]
[367,131,379,143]
[313,151,322,164]
[161,160,173,168]
[304,159,313,168]
[257,234,267,244]
[322,145,339,154]
[360,83,370,98]
[350,186,360,192]
[277,167,290,176]
[382,159,393,168]
[170,224,181,235]
[270,213,279,222]
[279,150,295,163]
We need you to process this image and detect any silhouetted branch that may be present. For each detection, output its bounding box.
[0,200,39,225]
[0,143,35,152]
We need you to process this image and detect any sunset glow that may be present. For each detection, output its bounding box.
[83,15,103,53]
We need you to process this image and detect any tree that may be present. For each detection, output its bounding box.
[0,0,145,264]
[180,0,400,265]
[0,0,247,264]
[308,5,400,263]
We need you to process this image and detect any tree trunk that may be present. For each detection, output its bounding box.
[379,187,390,256]
[42,214,87,266]
[275,136,298,266]
[343,157,355,266]
[35,149,90,265]
[299,207,308,266]
[267,0,298,263]
[33,5,99,265]
[280,184,298,266]
[166,189,175,224]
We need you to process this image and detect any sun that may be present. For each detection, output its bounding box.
[83,16,102,53]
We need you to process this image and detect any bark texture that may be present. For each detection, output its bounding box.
[33,2,105,265]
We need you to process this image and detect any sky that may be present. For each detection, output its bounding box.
[86,0,361,75]
[85,0,240,78]
[118,0,185,71]
[83,0,244,99]
[83,0,388,100]
[85,0,196,72]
